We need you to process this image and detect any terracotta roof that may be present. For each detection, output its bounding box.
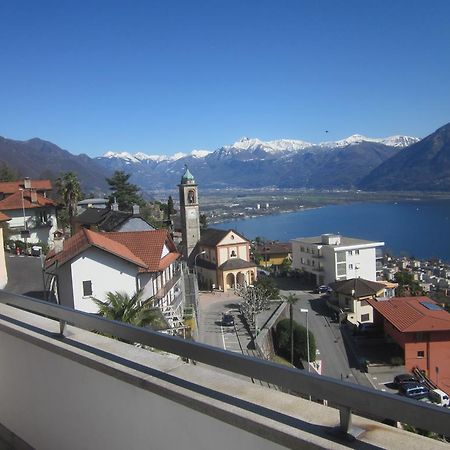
[0,212,10,222]
[254,241,292,255]
[199,228,249,247]
[107,229,179,272]
[46,228,180,273]
[0,179,52,194]
[329,278,386,298]
[367,296,450,332]
[0,190,55,211]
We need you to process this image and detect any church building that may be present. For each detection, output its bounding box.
[178,166,257,290]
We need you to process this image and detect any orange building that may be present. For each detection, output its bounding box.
[367,296,450,392]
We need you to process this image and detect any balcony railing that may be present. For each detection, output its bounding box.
[154,272,181,300]
[0,290,448,438]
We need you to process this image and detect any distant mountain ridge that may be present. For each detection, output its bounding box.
[359,122,450,191]
[4,127,449,194]
[0,136,109,193]
[96,134,418,191]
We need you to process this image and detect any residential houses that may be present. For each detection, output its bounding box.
[368,296,450,392]
[291,234,384,286]
[328,278,392,325]
[45,228,183,329]
[73,204,154,234]
[0,179,57,247]
[253,241,292,274]
[195,228,257,290]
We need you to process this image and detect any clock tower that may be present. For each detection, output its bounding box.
[179,166,201,260]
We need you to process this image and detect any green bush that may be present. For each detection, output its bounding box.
[275,318,316,367]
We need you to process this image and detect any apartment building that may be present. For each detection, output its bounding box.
[291,234,384,286]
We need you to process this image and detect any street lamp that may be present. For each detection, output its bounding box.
[194,250,206,276]
[300,308,310,372]
[19,188,28,251]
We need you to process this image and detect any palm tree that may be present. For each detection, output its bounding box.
[56,171,83,235]
[282,293,300,365]
[93,290,165,335]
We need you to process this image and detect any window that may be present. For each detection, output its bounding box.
[361,313,370,322]
[355,250,360,255]
[417,350,424,358]
[349,264,353,269]
[230,250,236,257]
[82,280,92,296]
[300,246,305,252]
[347,250,353,256]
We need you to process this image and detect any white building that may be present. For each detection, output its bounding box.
[291,234,384,286]
[0,189,57,247]
[45,228,183,329]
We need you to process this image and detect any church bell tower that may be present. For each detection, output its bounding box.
[179,166,200,260]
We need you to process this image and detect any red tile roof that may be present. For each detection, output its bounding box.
[45,228,180,273]
[0,190,56,211]
[367,296,450,332]
[0,179,52,194]
[0,212,10,222]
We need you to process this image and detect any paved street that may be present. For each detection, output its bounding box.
[279,286,373,388]
[4,254,46,299]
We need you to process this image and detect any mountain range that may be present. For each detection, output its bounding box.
[1,123,449,193]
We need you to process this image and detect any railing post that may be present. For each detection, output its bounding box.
[59,320,66,337]
[339,406,352,433]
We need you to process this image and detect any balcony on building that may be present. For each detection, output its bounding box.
[0,291,448,450]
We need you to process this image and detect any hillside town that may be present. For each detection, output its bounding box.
[0,167,449,429]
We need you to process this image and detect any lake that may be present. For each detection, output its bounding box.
[215,199,450,262]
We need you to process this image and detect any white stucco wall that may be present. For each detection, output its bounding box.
[0,227,7,288]
[69,248,138,313]
[7,208,57,246]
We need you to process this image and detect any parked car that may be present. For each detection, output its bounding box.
[428,389,450,407]
[31,245,43,257]
[393,373,418,387]
[222,314,235,327]
[357,323,380,336]
[399,382,429,400]
[315,285,331,294]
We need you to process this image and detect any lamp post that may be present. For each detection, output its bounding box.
[194,250,206,277]
[300,308,310,372]
[19,188,28,252]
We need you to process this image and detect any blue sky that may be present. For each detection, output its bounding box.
[1,1,449,156]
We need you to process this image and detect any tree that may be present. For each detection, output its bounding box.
[0,162,19,181]
[93,290,166,341]
[254,276,279,300]
[167,195,175,217]
[200,213,208,230]
[56,171,83,235]
[106,171,144,212]
[394,271,423,296]
[282,293,300,365]
[276,318,316,367]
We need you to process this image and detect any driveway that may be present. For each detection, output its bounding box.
[4,254,47,299]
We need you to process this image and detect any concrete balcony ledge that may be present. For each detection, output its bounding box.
[0,302,447,450]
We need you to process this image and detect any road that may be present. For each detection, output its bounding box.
[4,254,46,298]
[280,288,373,388]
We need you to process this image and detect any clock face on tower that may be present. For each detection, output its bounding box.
[188,209,197,219]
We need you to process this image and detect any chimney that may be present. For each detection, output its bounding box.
[132,204,140,215]
[111,197,119,211]
[53,230,65,254]
[24,177,31,189]
[30,189,37,203]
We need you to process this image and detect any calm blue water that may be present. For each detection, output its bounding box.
[215,200,450,262]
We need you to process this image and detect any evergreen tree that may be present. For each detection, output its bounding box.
[56,171,83,235]
[167,195,175,217]
[106,171,144,211]
[0,162,19,181]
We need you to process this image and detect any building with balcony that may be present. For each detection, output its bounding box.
[45,228,183,328]
[0,184,57,247]
[0,291,448,449]
[253,241,292,273]
[195,228,257,290]
[367,296,450,392]
[291,234,384,286]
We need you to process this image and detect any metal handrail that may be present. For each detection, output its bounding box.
[0,290,449,437]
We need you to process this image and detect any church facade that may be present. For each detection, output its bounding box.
[178,167,257,291]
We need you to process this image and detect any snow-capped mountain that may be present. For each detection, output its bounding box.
[102,134,418,163]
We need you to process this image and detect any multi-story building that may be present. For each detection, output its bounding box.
[291,234,384,286]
